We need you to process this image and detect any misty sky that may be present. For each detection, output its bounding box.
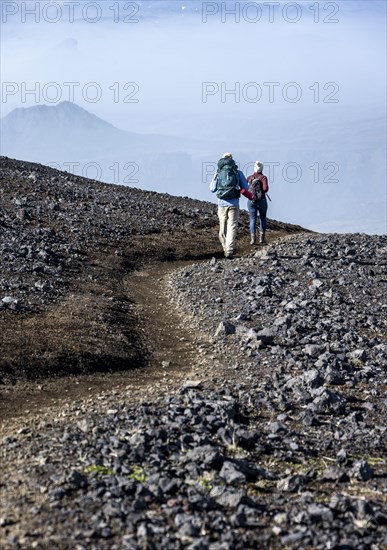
[1,0,386,233]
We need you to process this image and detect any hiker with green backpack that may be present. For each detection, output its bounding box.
[246,161,269,244]
[210,153,253,259]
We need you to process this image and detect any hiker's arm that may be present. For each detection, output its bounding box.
[210,172,218,193]
[241,188,253,201]
[238,171,249,190]
[238,172,253,200]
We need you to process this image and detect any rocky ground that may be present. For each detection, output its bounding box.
[0,156,300,386]
[0,157,386,549]
[169,233,387,547]
[0,156,216,384]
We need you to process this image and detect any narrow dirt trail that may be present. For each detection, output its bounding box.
[124,263,217,376]
[0,260,219,437]
[0,229,295,436]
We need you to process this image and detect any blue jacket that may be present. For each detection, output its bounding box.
[210,170,250,207]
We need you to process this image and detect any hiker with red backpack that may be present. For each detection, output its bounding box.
[210,153,253,259]
[247,161,269,245]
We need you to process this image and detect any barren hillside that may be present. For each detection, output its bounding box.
[0,156,302,384]
[0,157,385,550]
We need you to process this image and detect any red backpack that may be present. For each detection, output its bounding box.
[249,174,264,203]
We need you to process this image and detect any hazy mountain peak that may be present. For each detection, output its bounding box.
[0,102,201,181]
[3,101,115,131]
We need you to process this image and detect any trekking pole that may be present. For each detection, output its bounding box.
[266,194,272,202]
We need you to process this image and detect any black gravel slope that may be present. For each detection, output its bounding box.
[0,156,217,313]
[1,233,386,549]
[0,156,303,383]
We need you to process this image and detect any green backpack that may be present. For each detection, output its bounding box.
[216,158,240,200]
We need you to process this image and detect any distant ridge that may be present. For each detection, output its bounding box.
[0,101,202,162]
[4,101,117,131]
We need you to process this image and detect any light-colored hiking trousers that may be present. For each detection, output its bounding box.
[218,205,239,257]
